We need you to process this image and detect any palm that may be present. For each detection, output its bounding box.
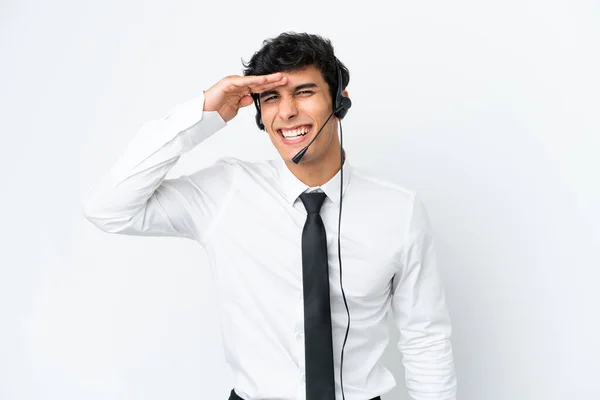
[219,87,254,121]
[203,73,287,123]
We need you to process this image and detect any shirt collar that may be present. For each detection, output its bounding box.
[274,150,353,207]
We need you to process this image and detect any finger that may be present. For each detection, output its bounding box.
[248,76,288,93]
[239,94,254,108]
[231,72,284,88]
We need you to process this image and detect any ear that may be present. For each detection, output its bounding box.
[342,89,349,98]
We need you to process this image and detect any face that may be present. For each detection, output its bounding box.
[258,65,344,166]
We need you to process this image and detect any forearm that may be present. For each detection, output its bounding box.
[400,331,457,399]
[82,93,226,234]
[393,193,457,399]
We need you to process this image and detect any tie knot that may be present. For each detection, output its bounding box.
[299,191,327,214]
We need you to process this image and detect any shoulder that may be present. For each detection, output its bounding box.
[350,164,417,203]
[185,156,277,184]
[212,156,278,176]
[349,164,431,226]
[187,156,273,173]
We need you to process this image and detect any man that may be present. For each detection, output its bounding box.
[83,32,457,400]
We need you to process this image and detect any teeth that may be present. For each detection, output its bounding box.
[281,126,309,138]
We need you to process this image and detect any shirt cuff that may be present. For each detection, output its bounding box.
[164,92,227,143]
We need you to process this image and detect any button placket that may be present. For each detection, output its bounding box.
[294,293,305,370]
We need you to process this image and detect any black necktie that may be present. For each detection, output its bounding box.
[299,191,335,400]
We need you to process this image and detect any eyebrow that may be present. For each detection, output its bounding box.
[259,83,318,100]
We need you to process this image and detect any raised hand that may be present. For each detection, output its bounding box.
[203,73,288,122]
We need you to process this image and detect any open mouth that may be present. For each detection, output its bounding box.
[277,124,312,144]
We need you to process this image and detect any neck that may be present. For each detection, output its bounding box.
[285,147,345,188]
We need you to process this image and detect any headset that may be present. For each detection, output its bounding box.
[253,60,352,400]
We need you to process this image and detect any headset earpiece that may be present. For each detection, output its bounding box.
[333,61,352,119]
[255,110,265,130]
[253,96,265,130]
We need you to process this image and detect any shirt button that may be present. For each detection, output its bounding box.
[296,331,304,341]
[300,373,306,383]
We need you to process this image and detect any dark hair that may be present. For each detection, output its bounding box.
[242,32,350,107]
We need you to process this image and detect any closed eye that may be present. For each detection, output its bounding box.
[263,90,314,103]
[264,95,279,102]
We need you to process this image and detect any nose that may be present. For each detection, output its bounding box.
[277,96,297,122]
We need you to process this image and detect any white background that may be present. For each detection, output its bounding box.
[2,0,599,399]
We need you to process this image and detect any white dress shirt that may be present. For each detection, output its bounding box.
[82,92,457,400]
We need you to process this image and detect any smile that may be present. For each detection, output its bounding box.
[277,125,312,144]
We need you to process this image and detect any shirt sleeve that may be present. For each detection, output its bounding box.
[82,92,234,244]
[390,193,458,399]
